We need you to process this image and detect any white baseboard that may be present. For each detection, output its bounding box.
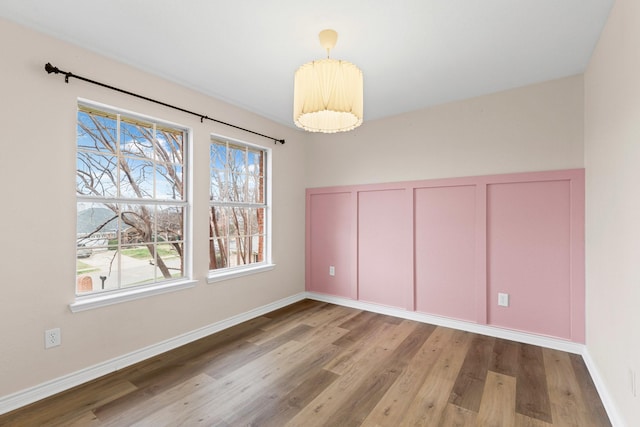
[305,292,585,354]
[582,349,625,427]
[0,292,307,416]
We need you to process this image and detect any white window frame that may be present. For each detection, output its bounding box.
[207,134,274,283]
[71,99,195,312]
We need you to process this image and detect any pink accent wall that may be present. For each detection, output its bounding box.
[306,169,585,342]
[415,185,478,322]
[358,190,413,309]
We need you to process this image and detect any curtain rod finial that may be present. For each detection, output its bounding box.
[45,62,58,74]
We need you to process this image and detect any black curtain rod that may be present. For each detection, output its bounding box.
[44,62,285,145]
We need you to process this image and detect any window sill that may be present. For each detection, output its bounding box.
[207,263,276,284]
[69,279,197,313]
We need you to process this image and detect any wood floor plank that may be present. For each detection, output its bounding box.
[156,323,348,426]
[0,378,137,426]
[130,340,306,425]
[569,353,612,427]
[333,310,387,346]
[55,410,103,427]
[0,300,611,427]
[260,299,325,323]
[300,303,363,328]
[476,371,517,427]
[284,345,391,426]
[543,348,592,427]
[234,368,339,427]
[320,323,435,427]
[285,336,404,426]
[323,320,398,375]
[515,413,554,427]
[95,337,260,418]
[439,403,478,427]
[361,326,457,426]
[323,318,421,376]
[96,373,216,425]
[130,394,229,427]
[490,337,520,377]
[399,329,474,426]
[449,334,495,412]
[252,300,328,335]
[126,315,274,391]
[205,323,313,379]
[516,343,553,423]
[220,341,343,425]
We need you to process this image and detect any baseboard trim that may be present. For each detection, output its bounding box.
[305,292,585,354]
[581,349,625,427]
[0,292,307,416]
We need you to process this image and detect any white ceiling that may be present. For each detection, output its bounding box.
[0,0,614,128]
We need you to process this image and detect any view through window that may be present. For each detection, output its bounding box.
[76,104,188,295]
[209,137,268,272]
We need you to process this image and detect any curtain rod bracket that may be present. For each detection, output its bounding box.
[44,62,285,145]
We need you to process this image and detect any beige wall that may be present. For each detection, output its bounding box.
[585,0,640,425]
[305,75,584,188]
[0,18,307,398]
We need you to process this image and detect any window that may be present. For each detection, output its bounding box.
[76,103,189,296]
[209,136,270,277]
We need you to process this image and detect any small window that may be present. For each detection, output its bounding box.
[209,136,270,275]
[76,103,189,295]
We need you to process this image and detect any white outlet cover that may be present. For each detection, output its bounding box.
[329,266,335,276]
[498,293,509,307]
[45,328,61,349]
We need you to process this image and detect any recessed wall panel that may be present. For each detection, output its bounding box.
[487,180,572,338]
[358,189,412,309]
[415,185,477,321]
[308,192,353,297]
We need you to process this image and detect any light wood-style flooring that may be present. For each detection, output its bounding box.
[0,299,611,426]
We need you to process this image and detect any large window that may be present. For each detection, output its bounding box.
[209,137,269,274]
[76,103,189,295]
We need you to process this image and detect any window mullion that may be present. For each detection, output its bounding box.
[116,114,121,199]
[116,114,122,290]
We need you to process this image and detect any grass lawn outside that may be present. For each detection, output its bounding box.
[120,244,177,260]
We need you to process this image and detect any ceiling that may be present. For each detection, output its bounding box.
[0,0,614,129]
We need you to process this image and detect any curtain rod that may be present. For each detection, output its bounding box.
[44,62,285,145]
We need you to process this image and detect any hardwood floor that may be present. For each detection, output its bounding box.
[0,300,611,426]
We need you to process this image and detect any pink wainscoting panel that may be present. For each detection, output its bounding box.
[358,189,413,309]
[415,185,478,322]
[487,180,572,339]
[307,192,353,298]
[306,169,585,343]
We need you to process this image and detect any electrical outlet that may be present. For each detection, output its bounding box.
[498,293,509,307]
[329,266,335,276]
[45,328,61,349]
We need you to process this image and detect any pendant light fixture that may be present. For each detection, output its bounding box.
[293,29,364,133]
